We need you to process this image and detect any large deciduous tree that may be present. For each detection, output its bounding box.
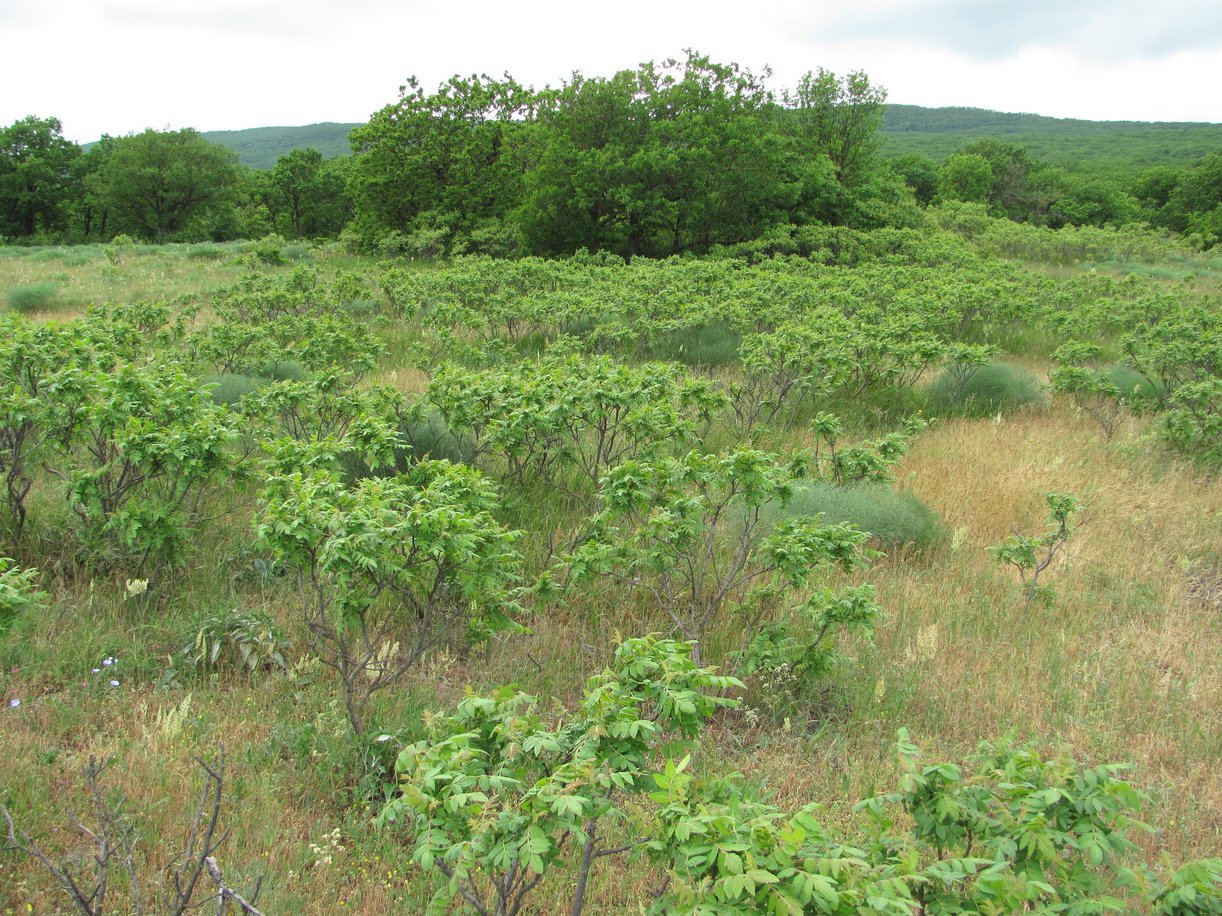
[785,68,887,190]
[97,128,242,241]
[348,74,536,251]
[262,147,351,238]
[520,53,797,258]
[0,115,81,238]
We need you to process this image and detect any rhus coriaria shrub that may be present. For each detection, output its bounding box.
[49,362,239,572]
[257,455,522,733]
[379,636,740,916]
[562,448,876,666]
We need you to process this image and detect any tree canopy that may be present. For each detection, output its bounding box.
[96,128,242,241]
[0,116,80,239]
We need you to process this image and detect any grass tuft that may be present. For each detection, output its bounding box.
[6,282,59,314]
[926,360,1045,418]
[768,481,946,552]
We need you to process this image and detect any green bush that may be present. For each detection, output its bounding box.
[183,608,290,675]
[767,481,945,551]
[6,283,58,314]
[927,360,1044,417]
[244,234,287,265]
[0,558,45,634]
[201,373,267,407]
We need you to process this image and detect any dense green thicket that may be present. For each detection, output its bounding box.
[5,58,1222,250]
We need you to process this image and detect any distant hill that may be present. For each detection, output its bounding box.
[92,107,1222,174]
[199,123,360,170]
[881,105,1222,172]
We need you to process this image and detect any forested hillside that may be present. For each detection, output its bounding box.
[882,104,1222,171]
[199,122,359,169]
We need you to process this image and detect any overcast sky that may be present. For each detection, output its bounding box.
[3,0,1220,143]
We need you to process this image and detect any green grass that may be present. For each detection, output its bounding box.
[766,481,946,552]
[926,361,1045,418]
[200,373,268,407]
[651,320,742,367]
[6,282,59,314]
[1102,363,1163,402]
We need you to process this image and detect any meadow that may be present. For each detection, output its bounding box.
[0,214,1219,913]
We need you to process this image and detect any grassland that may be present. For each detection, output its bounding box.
[0,228,1219,913]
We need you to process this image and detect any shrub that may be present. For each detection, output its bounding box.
[6,282,58,314]
[244,233,287,265]
[184,608,290,675]
[766,481,945,551]
[0,558,45,634]
[927,360,1044,417]
[257,457,523,734]
[992,491,1081,607]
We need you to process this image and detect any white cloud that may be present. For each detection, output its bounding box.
[1,0,1218,142]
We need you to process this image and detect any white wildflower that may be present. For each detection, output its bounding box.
[124,578,148,599]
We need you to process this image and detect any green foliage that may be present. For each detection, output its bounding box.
[385,681,1214,916]
[429,354,724,502]
[938,152,993,205]
[1049,342,1129,439]
[992,492,1081,607]
[765,481,945,552]
[1164,379,1222,467]
[927,360,1045,417]
[257,147,351,239]
[564,448,876,665]
[243,232,287,265]
[5,282,58,314]
[786,68,888,193]
[0,317,96,543]
[522,53,798,258]
[257,456,522,733]
[809,413,926,486]
[0,557,45,633]
[1140,858,1222,915]
[379,635,741,916]
[0,115,80,238]
[184,608,290,675]
[94,128,242,241]
[349,72,534,253]
[50,362,239,572]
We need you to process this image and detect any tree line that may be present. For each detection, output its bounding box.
[3,51,1221,252]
